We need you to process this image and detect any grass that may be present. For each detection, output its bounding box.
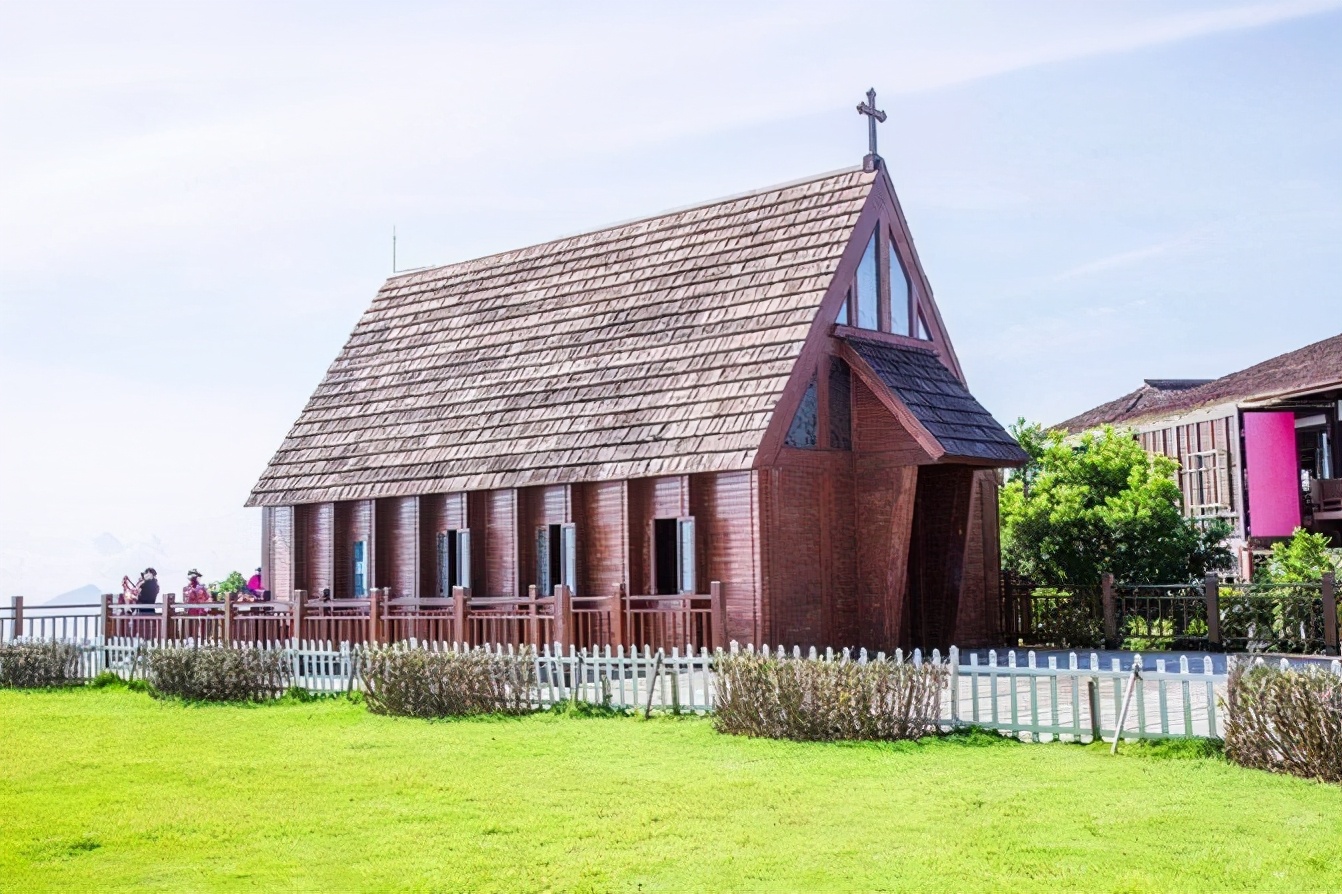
[2,687,1341,892]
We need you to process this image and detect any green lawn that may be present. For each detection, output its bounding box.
[2,687,1340,892]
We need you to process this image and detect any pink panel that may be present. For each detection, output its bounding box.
[1243,412,1301,537]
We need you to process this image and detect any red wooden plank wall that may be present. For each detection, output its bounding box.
[376,497,418,597]
[905,465,975,652]
[853,378,931,463]
[626,480,652,594]
[484,489,517,598]
[951,470,1002,647]
[303,502,335,597]
[577,481,626,600]
[760,455,828,648]
[690,471,761,645]
[334,500,372,598]
[853,456,917,651]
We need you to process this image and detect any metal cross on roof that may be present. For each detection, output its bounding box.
[856,88,887,172]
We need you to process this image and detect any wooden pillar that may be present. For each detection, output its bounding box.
[9,595,22,642]
[452,586,467,647]
[1322,572,1338,657]
[709,581,726,652]
[526,584,539,648]
[161,593,175,642]
[101,593,113,641]
[223,593,234,645]
[367,588,383,645]
[293,590,307,645]
[1101,574,1116,649]
[1204,573,1221,651]
[553,585,570,650]
[609,583,625,649]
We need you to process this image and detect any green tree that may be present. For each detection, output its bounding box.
[1001,422,1231,588]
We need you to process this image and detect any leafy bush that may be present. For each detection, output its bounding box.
[1257,529,1342,583]
[144,645,290,701]
[1224,660,1342,784]
[360,645,537,717]
[0,641,82,688]
[1122,617,1175,652]
[713,650,948,742]
[208,571,249,600]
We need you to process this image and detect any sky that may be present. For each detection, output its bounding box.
[2,0,1340,602]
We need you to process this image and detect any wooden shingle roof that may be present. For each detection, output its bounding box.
[845,336,1029,465]
[1057,331,1342,433]
[248,168,876,506]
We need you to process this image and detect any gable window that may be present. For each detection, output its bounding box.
[889,234,911,336]
[535,524,577,595]
[652,517,696,595]
[436,529,472,594]
[828,357,852,450]
[916,308,932,341]
[784,377,819,448]
[835,287,850,326]
[855,232,879,330]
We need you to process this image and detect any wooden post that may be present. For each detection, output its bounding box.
[9,595,22,642]
[1087,678,1102,742]
[527,584,539,648]
[553,585,571,650]
[611,583,626,649]
[102,593,113,640]
[161,593,174,642]
[709,581,726,652]
[1204,573,1221,651]
[293,589,307,644]
[1101,574,1116,649]
[452,586,467,647]
[367,588,382,645]
[1322,572,1338,657]
[223,593,234,645]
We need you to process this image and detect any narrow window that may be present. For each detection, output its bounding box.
[855,232,879,330]
[835,288,850,326]
[889,235,911,335]
[560,524,577,594]
[536,524,576,595]
[828,356,852,450]
[652,517,695,595]
[678,518,696,594]
[916,307,932,341]
[437,529,472,594]
[784,377,819,448]
[352,540,367,598]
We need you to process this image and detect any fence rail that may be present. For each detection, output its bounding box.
[13,635,1327,745]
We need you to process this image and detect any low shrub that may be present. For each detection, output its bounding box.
[1224,660,1342,784]
[361,645,537,718]
[713,650,948,742]
[144,645,290,702]
[0,641,82,688]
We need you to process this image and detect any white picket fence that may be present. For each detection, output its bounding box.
[20,637,1341,743]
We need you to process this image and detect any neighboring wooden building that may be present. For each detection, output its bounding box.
[1059,333,1342,573]
[249,162,1027,652]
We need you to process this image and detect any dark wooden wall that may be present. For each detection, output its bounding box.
[690,471,761,645]
[577,481,627,600]
[334,500,373,598]
[375,496,418,597]
[483,489,517,598]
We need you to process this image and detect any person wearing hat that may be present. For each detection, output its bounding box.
[246,567,264,597]
[183,569,211,615]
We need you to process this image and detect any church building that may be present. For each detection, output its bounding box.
[249,101,1027,652]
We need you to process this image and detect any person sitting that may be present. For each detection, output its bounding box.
[122,568,159,615]
[246,567,263,596]
[183,569,211,615]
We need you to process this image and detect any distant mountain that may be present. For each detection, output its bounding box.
[34,584,104,609]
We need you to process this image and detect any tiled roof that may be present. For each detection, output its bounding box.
[844,336,1029,465]
[1057,331,1342,433]
[249,168,875,506]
